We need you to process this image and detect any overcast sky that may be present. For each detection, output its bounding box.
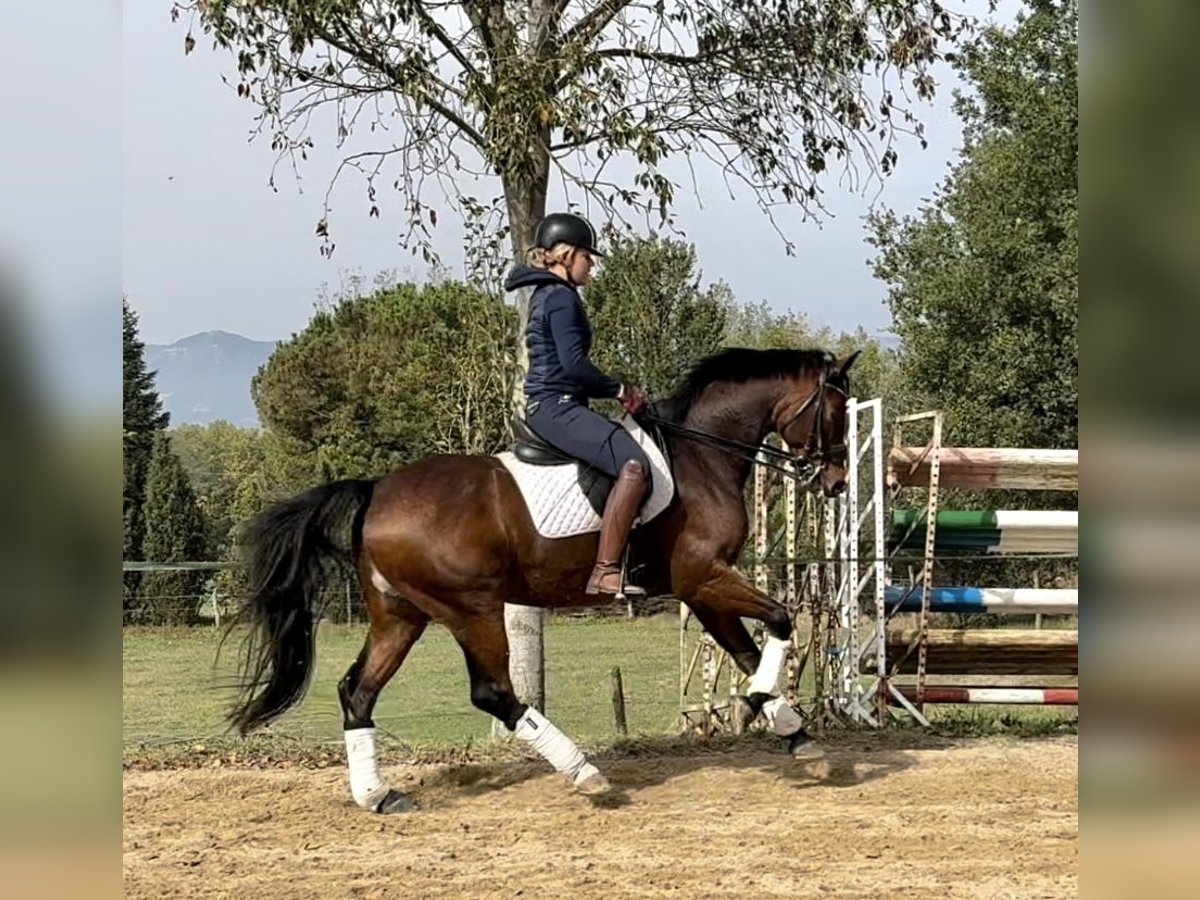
[0,3,120,414]
[121,3,1014,347]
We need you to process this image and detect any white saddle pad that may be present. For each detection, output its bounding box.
[496,415,675,539]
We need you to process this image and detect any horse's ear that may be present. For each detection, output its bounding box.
[836,350,863,377]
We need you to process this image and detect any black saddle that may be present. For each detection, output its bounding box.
[511,417,613,516]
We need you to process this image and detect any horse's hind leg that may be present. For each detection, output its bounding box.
[451,609,611,796]
[338,570,429,813]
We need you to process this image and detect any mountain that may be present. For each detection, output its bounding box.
[146,331,277,426]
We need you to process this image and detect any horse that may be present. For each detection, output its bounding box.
[227,346,861,812]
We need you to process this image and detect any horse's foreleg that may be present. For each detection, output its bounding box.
[451,610,611,797]
[338,573,429,813]
[688,602,798,734]
[686,604,765,682]
[685,565,823,758]
[686,563,792,701]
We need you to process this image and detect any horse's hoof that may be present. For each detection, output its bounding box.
[788,731,827,761]
[574,771,612,796]
[374,789,417,814]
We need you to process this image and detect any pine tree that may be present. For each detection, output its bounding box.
[138,433,208,624]
[123,297,169,560]
[124,297,171,618]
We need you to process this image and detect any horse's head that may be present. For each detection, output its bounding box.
[774,350,862,497]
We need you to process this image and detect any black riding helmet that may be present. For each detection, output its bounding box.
[534,212,604,257]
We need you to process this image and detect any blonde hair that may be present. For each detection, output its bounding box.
[526,242,576,269]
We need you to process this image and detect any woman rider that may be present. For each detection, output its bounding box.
[504,212,650,598]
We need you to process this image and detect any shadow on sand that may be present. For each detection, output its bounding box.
[404,729,960,810]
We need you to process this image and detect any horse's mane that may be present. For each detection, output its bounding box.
[655,347,834,423]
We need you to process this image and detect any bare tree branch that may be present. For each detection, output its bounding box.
[313,20,487,149]
[412,1,485,86]
[178,0,968,271]
[563,0,635,47]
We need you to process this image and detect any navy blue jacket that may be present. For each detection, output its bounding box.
[505,265,622,401]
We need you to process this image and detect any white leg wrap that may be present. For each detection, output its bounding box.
[748,636,790,696]
[345,727,390,810]
[762,696,805,736]
[514,708,596,783]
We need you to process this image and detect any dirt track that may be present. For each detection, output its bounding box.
[123,738,1077,898]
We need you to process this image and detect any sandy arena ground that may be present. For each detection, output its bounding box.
[124,738,1077,899]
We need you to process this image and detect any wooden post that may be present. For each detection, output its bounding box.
[702,635,715,732]
[679,602,688,719]
[786,464,797,605]
[493,605,546,738]
[611,667,628,735]
[754,457,768,593]
[506,275,545,731]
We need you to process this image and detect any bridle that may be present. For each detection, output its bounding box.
[777,366,849,473]
[639,363,849,488]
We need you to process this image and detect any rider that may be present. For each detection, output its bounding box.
[504,212,650,598]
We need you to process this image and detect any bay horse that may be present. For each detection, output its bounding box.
[228,347,860,812]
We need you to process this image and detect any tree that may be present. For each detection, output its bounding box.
[585,236,898,406]
[171,421,268,558]
[173,422,326,605]
[867,0,1077,601]
[251,279,515,478]
[811,326,901,416]
[137,433,209,625]
[724,300,812,351]
[178,1,964,299]
[723,301,898,406]
[586,236,729,396]
[867,0,1078,450]
[124,298,171,614]
[123,298,170,560]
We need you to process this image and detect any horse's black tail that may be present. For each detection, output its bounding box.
[225,479,377,735]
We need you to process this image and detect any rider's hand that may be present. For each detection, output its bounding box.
[619,385,647,415]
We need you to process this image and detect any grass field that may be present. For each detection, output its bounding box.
[123,612,1076,765]
[123,614,683,758]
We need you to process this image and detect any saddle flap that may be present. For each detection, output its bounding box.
[497,415,675,540]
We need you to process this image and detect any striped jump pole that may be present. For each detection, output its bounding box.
[891,685,1078,706]
[888,447,1078,491]
[889,510,1077,554]
[883,585,1078,615]
[877,426,1079,722]
[883,628,1078,676]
